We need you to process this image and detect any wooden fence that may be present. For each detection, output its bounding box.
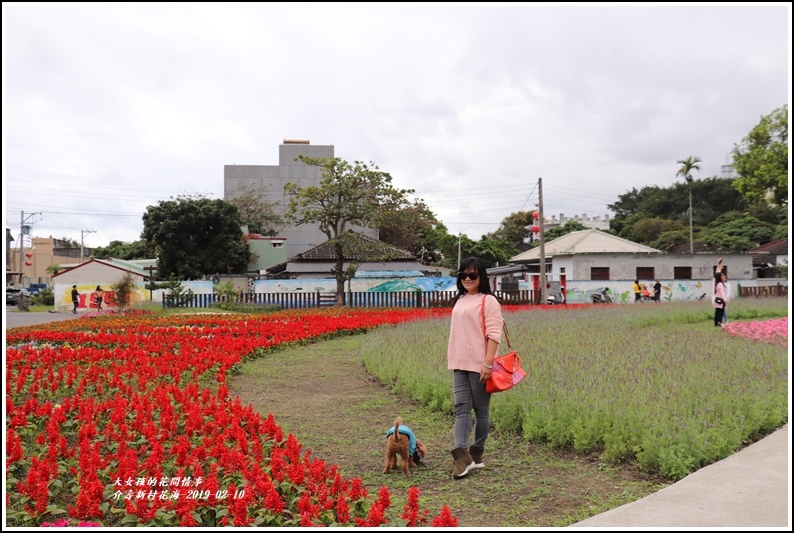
[738,284,788,298]
[163,290,536,309]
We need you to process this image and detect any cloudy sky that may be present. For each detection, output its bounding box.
[3,3,790,251]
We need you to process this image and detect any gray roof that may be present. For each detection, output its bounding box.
[291,231,415,261]
[511,229,661,262]
[93,258,154,277]
[284,261,426,273]
[487,264,530,275]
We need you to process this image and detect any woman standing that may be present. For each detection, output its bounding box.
[94,286,105,311]
[447,256,504,479]
[713,259,728,327]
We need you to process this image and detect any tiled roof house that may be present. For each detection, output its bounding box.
[266,232,428,279]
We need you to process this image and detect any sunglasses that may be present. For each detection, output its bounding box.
[458,272,480,281]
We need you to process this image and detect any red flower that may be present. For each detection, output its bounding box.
[431,505,459,527]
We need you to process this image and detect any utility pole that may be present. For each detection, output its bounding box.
[538,178,547,304]
[19,211,41,286]
[144,265,158,301]
[457,233,462,271]
[81,230,96,263]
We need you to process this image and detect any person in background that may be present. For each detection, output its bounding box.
[94,285,105,311]
[71,285,79,314]
[653,280,662,303]
[721,273,731,323]
[641,284,652,299]
[633,280,642,303]
[447,256,504,479]
[712,259,728,327]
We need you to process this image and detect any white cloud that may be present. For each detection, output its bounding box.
[3,2,790,249]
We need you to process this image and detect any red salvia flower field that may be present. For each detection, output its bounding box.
[5,308,468,527]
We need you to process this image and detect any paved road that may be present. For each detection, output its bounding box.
[4,309,83,330]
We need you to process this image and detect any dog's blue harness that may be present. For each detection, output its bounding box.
[386,424,417,456]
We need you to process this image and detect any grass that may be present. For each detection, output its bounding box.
[227,297,787,527]
[228,336,670,527]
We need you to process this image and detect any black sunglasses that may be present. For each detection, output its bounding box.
[458,272,479,281]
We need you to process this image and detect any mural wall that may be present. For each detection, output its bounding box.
[564,280,720,304]
[253,277,458,294]
[54,283,150,312]
[51,277,762,309]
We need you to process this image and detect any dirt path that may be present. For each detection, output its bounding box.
[228,336,668,527]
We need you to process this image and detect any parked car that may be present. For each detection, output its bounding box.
[6,287,24,306]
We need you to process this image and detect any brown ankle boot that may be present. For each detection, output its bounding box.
[450,447,475,479]
[468,445,484,468]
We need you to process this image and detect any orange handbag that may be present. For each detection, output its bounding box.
[481,298,527,394]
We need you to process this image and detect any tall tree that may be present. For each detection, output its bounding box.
[420,222,458,267]
[676,155,702,252]
[226,183,284,236]
[92,239,156,260]
[469,236,518,269]
[699,211,777,252]
[732,104,789,207]
[628,218,686,246]
[543,220,588,242]
[609,178,747,240]
[284,156,413,305]
[377,198,439,260]
[488,211,535,246]
[142,194,252,280]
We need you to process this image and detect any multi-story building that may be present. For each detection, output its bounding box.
[543,213,611,230]
[6,235,90,287]
[223,140,379,258]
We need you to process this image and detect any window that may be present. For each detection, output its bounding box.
[271,242,284,248]
[591,267,610,281]
[637,267,654,279]
[674,266,692,280]
[559,267,566,274]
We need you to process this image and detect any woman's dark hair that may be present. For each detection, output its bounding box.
[451,256,493,306]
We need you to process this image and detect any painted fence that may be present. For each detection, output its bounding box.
[163,290,536,309]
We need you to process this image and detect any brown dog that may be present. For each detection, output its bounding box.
[383,416,428,475]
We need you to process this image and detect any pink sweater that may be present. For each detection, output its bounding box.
[447,293,503,372]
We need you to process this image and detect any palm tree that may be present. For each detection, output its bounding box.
[676,156,702,253]
[45,264,64,276]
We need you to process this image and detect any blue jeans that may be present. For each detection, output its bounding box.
[452,370,491,450]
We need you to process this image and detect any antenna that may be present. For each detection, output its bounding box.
[721,152,735,178]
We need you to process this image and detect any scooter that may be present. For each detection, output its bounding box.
[546,291,565,305]
[591,287,612,304]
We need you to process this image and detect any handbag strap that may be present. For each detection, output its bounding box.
[480,295,511,350]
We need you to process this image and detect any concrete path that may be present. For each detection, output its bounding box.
[570,423,790,528]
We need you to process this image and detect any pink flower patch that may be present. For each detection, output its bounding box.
[722,318,788,346]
